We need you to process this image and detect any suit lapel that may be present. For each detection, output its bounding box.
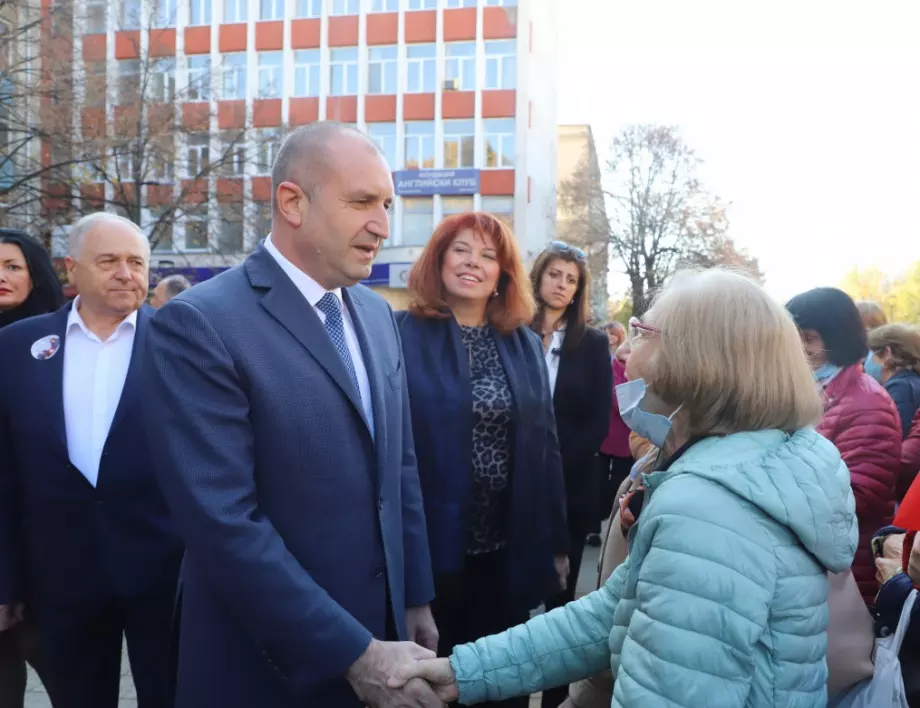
[344,288,385,462]
[40,306,71,453]
[108,307,149,437]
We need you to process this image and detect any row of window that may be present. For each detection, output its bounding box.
[89,0,516,33]
[147,194,513,253]
[93,41,515,107]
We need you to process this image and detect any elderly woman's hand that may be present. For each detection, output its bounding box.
[883,533,906,560]
[876,557,902,586]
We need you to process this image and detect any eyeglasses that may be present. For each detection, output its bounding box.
[628,316,661,345]
[548,240,587,262]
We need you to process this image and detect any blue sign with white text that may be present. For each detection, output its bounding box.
[394,169,480,196]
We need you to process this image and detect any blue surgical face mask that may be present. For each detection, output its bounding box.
[615,378,680,449]
[813,363,843,384]
[864,351,884,383]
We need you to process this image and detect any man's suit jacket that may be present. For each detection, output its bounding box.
[0,305,182,609]
[143,245,435,708]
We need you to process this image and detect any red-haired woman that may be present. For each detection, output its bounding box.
[396,213,568,708]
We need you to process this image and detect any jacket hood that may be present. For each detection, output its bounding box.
[654,428,858,573]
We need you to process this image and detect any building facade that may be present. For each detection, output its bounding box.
[44,0,557,305]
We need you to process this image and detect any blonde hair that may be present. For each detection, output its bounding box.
[868,323,920,375]
[644,268,824,437]
[856,300,888,330]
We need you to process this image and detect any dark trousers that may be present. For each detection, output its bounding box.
[540,512,592,708]
[0,621,48,708]
[38,592,175,708]
[594,454,634,529]
[432,551,530,708]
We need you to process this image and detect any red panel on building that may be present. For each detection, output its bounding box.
[483,6,517,39]
[328,15,359,47]
[480,170,515,196]
[114,31,141,59]
[82,35,106,61]
[114,105,141,137]
[184,26,211,54]
[181,180,209,204]
[218,100,247,130]
[289,97,320,125]
[217,178,244,203]
[443,8,476,42]
[251,177,273,202]
[326,96,358,123]
[81,184,106,210]
[403,93,435,121]
[149,28,176,57]
[219,24,247,53]
[81,108,106,139]
[182,103,211,131]
[146,185,174,207]
[366,13,398,46]
[148,104,175,132]
[482,90,516,118]
[291,19,321,49]
[253,99,282,128]
[442,91,475,119]
[405,11,436,43]
[255,21,284,51]
[365,95,397,123]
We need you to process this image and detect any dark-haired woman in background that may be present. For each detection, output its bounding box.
[0,229,62,706]
[397,213,568,707]
[787,287,901,605]
[530,242,611,708]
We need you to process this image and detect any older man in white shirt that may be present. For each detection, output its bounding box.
[0,213,182,708]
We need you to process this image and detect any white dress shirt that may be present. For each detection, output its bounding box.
[545,328,566,396]
[264,235,374,430]
[63,297,137,487]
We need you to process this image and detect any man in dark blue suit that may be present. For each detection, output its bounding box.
[0,213,183,708]
[143,122,440,708]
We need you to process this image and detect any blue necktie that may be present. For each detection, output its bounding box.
[316,292,361,400]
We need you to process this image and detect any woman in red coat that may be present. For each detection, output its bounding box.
[787,287,902,604]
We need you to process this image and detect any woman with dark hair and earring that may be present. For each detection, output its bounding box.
[787,287,902,605]
[529,241,612,708]
[0,229,62,707]
[396,213,568,708]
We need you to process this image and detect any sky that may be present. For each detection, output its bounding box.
[556,0,920,301]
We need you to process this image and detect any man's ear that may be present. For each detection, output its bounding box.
[275,182,306,228]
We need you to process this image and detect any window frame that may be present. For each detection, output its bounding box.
[445,42,476,91]
[481,195,514,230]
[218,202,245,253]
[119,0,142,30]
[295,0,323,17]
[86,0,107,33]
[407,0,437,9]
[484,40,517,90]
[220,131,247,176]
[257,51,283,99]
[223,0,248,24]
[368,45,398,96]
[293,49,321,97]
[442,119,475,169]
[149,208,175,253]
[370,0,398,11]
[259,0,285,20]
[150,58,177,104]
[329,0,359,15]
[400,197,434,246]
[187,133,211,177]
[404,121,435,170]
[255,128,282,175]
[187,55,211,101]
[221,53,248,100]
[483,118,515,169]
[367,123,397,171]
[84,61,107,108]
[189,0,212,25]
[152,0,178,28]
[329,47,358,97]
[116,59,141,106]
[406,44,436,94]
[184,210,210,251]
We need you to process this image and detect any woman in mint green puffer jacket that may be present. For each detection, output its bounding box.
[392,270,860,708]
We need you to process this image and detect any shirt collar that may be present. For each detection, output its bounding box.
[263,234,343,308]
[67,296,138,343]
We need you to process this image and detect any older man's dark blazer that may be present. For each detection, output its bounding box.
[143,245,434,708]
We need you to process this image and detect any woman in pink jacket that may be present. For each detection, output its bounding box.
[787,287,902,604]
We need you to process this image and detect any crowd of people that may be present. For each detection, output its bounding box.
[0,120,918,708]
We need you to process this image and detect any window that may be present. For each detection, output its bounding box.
[119,0,141,29]
[485,40,516,90]
[185,210,210,250]
[296,0,322,17]
[222,53,247,100]
[445,42,475,91]
[85,62,107,108]
[188,56,211,101]
[218,204,244,253]
[293,50,320,97]
[116,145,136,182]
[329,48,358,96]
[482,195,513,230]
[258,52,283,98]
[401,198,433,246]
[220,132,246,176]
[153,0,177,27]
[404,122,434,169]
[223,0,247,23]
[254,201,272,239]
[446,0,476,6]
[187,133,210,176]
[368,46,397,95]
[443,120,474,169]
[483,118,514,168]
[408,0,437,8]
[406,44,435,94]
[151,59,176,103]
[329,0,358,14]
[151,148,175,181]
[189,0,212,25]
[149,209,175,252]
[485,0,517,5]
[370,0,397,11]
[117,60,140,105]
[441,196,474,216]
[367,123,396,170]
[87,0,107,33]
[260,0,284,20]
[255,128,281,174]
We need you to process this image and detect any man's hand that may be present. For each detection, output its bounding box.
[0,604,23,633]
[908,533,920,585]
[346,639,442,707]
[405,605,439,654]
[883,533,905,560]
[876,557,902,586]
[388,657,459,704]
[554,554,570,591]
